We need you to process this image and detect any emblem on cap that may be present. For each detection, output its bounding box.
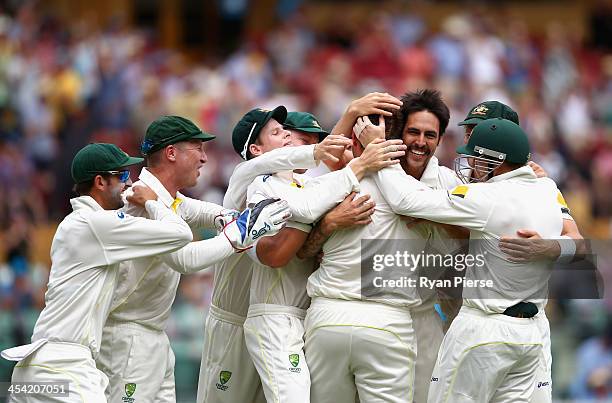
[472,105,489,115]
[141,140,154,154]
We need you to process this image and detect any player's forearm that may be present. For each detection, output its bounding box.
[159,236,235,274]
[182,198,225,229]
[331,108,359,140]
[297,220,333,259]
[290,168,359,223]
[561,219,589,257]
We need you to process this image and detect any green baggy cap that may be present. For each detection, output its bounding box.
[232,106,287,159]
[71,143,144,183]
[458,101,519,126]
[283,111,329,142]
[141,115,215,155]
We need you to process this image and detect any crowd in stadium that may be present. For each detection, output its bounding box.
[0,2,611,400]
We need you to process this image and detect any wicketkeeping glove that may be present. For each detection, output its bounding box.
[223,198,292,251]
[214,209,240,232]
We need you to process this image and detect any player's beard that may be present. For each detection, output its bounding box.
[107,185,125,209]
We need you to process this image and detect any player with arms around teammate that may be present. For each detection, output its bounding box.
[237,106,404,403]
[1,143,193,402]
[196,106,357,403]
[308,89,462,402]
[97,116,290,403]
[458,101,586,403]
[371,118,565,402]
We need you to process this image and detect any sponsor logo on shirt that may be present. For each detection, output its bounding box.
[216,370,232,391]
[431,377,439,382]
[537,381,550,388]
[117,211,126,219]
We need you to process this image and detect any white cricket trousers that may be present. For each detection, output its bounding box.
[412,301,445,403]
[304,297,416,403]
[529,312,552,403]
[244,303,311,403]
[428,306,543,403]
[197,304,265,403]
[10,341,108,402]
[97,320,175,402]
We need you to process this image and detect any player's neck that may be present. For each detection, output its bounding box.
[147,167,180,198]
[402,160,426,180]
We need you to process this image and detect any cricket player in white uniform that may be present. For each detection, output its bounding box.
[97,116,291,403]
[242,107,406,403]
[1,143,193,402]
[458,101,585,403]
[371,118,565,402]
[305,89,464,403]
[196,106,359,403]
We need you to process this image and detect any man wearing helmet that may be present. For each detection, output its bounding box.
[369,118,567,402]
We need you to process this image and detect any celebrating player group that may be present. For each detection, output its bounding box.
[1,88,587,403]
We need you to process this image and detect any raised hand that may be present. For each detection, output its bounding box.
[314,134,352,163]
[347,92,402,119]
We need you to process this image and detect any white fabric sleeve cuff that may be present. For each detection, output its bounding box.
[555,235,576,264]
[286,221,312,234]
[246,242,263,265]
[342,165,361,193]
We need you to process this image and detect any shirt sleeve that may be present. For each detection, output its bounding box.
[373,165,491,231]
[87,200,193,265]
[247,167,360,224]
[157,235,235,274]
[223,144,318,210]
[178,195,225,229]
[556,190,574,221]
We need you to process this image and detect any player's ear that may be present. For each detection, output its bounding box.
[92,174,106,190]
[165,145,177,162]
[249,143,262,158]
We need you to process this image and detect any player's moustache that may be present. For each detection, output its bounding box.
[408,145,430,156]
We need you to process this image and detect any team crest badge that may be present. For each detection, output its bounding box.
[220,371,232,385]
[216,370,232,391]
[289,354,300,368]
[125,383,136,398]
[472,105,489,115]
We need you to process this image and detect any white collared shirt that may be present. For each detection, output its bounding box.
[32,196,192,352]
[307,156,461,307]
[373,164,565,314]
[108,167,226,330]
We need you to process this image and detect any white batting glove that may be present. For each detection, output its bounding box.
[223,198,292,251]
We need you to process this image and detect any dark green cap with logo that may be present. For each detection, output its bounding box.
[232,106,287,159]
[141,115,215,155]
[283,112,329,142]
[458,101,519,126]
[456,118,530,164]
[71,143,144,183]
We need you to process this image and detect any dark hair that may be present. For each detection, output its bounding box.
[387,89,450,140]
[73,173,112,196]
